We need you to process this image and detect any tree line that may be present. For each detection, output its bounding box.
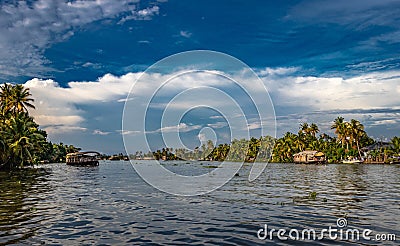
[0,84,80,170]
[145,119,400,163]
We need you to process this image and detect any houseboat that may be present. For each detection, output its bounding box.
[66,151,100,166]
[293,151,326,164]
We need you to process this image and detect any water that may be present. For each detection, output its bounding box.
[1,161,399,245]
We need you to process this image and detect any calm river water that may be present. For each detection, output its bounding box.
[0,161,399,245]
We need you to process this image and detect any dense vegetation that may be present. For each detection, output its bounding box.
[0,84,80,170]
[272,119,375,163]
[145,119,400,163]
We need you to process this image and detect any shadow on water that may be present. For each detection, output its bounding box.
[0,168,51,245]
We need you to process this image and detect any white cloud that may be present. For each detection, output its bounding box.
[180,30,192,38]
[82,62,102,69]
[21,67,400,141]
[117,130,141,135]
[257,67,298,76]
[93,129,111,135]
[371,119,398,126]
[153,123,202,133]
[0,0,161,78]
[118,5,159,23]
[25,73,140,133]
[34,115,84,126]
[247,122,262,130]
[24,70,233,134]
[261,70,400,110]
[43,126,87,135]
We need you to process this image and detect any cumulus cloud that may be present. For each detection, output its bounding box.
[25,73,139,133]
[261,70,400,110]
[22,67,400,142]
[0,0,161,78]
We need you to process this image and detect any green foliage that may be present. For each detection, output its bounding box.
[0,84,80,170]
[309,191,317,200]
[145,119,394,164]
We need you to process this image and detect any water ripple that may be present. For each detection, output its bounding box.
[0,162,399,245]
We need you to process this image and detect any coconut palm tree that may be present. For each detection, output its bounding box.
[349,119,365,158]
[300,123,310,135]
[10,84,35,115]
[391,136,400,155]
[0,83,12,103]
[331,117,345,148]
[309,123,319,138]
[0,84,35,116]
[3,113,45,168]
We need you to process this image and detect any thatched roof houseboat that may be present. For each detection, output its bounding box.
[66,151,100,166]
[293,151,325,164]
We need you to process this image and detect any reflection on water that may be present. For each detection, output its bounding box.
[0,162,399,245]
[0,168,51,244]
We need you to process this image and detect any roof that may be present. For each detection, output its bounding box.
[66,151,100,156]
[293,150,324,156]
[361,142,392,152]
[295,150,318,155]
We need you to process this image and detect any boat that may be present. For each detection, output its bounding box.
[293,151,326,164]
[388,156,400,164]
[66,151,100,166]
[342,158,363,164]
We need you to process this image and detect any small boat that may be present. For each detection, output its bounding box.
[389,157,400,164]
[66,151,100,166]
[293,151,326,164]
[342,158,363,164]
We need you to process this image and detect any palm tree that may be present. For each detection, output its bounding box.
[309,123,319,138]
[0,83,13,115]
[349,119,365,158]
[300,123,310,135]
[331,117,345,148]
[0,84,35,116]
[11,84,35,114]
[391,136,400,155]
[293,134,305,152]
[3,113,45,168]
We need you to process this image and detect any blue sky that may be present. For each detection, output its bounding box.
[1,0,400,154]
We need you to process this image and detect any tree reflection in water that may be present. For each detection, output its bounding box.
[0,168,50,244]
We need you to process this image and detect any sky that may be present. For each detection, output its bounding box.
[1,0,400,154]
